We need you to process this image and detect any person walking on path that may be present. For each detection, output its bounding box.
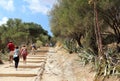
[31,43,36,55]
[13,46,20,71]
[7,41,15,64]
[20,45,28,64]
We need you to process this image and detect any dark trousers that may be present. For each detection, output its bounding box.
[13,57,19,68]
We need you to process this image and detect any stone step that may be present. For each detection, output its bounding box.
[9,65,41,68]
[20,58,46,61]
[20,60,45,63]
[35,50,48,52]
[27,57,46,60]
[26,59,45,61]
[0,74,37,77]
[19,62,44,65]
[27,61,45,63]
[0,77,36,81]
[0,67,40,77]
[0,47,48,81]
[27,56,46,58]
[28,55,47,57]
[8,62,44,68]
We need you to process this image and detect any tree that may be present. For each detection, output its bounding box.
[0,18,50,49]
[50,0,93,47]
[98,0,120,44]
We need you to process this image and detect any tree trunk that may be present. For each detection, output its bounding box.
[74,33,83,48]
[94,1,103,58]
[0,59,3,64]
[76,38,83,47]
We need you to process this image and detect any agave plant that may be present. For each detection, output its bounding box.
[77,47,97,66]
[95,48,120,77]
[63,39,77,53]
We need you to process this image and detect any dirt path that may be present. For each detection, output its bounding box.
[0,47,48,81]
[41,47,96,81]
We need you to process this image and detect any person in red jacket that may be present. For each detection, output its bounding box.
[7,41,15,63]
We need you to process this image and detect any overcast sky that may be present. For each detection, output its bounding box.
[0,0,57,35]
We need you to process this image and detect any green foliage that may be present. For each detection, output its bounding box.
[103,49,120,76]
[0,51,9,62]
[102,34,117,45]
[38,34,49,46]
[50,0,120,53]
[63,39,77,53]
[98,0,120,44]
[77,47,96,66]
[50,0,94,48]
[0,18,50,49]
[77,47,120,78]
[36,40,43,48]
[49,0,120,79]
[49,37,57,46]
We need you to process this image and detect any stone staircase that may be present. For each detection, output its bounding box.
[0,47,48,81]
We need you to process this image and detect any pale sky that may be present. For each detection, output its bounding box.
[0,0,57,35]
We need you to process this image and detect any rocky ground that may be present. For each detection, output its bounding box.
[41,47,96,81]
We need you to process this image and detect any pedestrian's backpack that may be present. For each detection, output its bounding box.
[21,49,27,55]
[13,49,19,58]
[32,44,36,50]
